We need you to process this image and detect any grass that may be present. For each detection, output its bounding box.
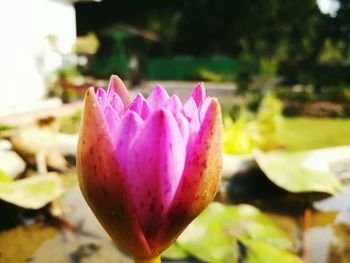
[280,117,350,151]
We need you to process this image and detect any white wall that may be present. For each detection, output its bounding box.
[0,0,76,110]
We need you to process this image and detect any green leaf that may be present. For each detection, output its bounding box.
[162,242,188,260]
[255,150,343,194]
[244,240,303,263]
[175,203,292,263]
[0,173,63,209]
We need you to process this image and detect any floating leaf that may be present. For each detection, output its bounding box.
[162,242,189,260]
[244,240,303,263]
[174,203,292,263]
[0,173,63,209]
[0,170,13,183]
[255,149,343,195]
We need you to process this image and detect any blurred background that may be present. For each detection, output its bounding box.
[1,0,350,262]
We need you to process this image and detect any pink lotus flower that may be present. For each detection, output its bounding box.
[77,75,222,261]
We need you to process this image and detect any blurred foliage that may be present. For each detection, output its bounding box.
[224,94,283,155]
[276,85,350,117]
[59,110,82,134]
[75,32,100,55]
[280,117,350,151]
[56,67,82,81]
[75,0,350,87]
[163,203,300,263]
[259,57,279,77]
[275,86,317,103]
[188,68,234,82]
[319,38,344,63]
[0,123,15,134]
[75,0,322,59]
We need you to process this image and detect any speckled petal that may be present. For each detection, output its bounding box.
[154,98,222,254]
[77,87,151,258]
[126,109,186,243]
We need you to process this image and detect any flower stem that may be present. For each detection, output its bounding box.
[134,256,161,263]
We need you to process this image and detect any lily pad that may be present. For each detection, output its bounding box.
[254,150,343,195]
[172,203,293,263]
[0,173,63,209]
[162,242,189,260]
[244,240,303,263]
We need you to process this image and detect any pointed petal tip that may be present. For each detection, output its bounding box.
[84,87,98,106]
[206,98,222,118]
[147,84,170,110]
[152,84,170,98]
[191,82,207,107]
[96,87,106,95]
[86,86,95,96]
[107,75,132,107]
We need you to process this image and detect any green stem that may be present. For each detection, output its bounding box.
[134,255,161,263]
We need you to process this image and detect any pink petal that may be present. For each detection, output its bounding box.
[128,94,152,120]
[103,105,120,138]
[110,92,125,115]
[200,97,212,121]
[107,75,131,108]
[154,98,222,251]
[173,112,190,146]
[115,111,143,172]
[183,97,197,121]
[77,87,151,257]
[96,87,107,110]
[191,82,206,108]
[128,94,143,114]
[147,84,169,110]
[126,109,185,239]
[164,95,183,114]
[140,99,152,119]
[183,97,200,132]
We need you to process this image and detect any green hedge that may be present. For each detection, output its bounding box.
[146,57,240,80]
